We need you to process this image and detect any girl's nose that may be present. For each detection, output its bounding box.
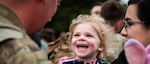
[78,35,85,41]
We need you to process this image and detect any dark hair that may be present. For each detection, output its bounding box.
[101,0,126,26]
[91,2,102,9]
[40,28,55,42]
[128,0,150,27]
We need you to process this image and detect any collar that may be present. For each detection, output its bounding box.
[0,4,27,42]
[0,4,24,30]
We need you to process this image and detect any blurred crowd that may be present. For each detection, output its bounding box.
[0,0,150,64]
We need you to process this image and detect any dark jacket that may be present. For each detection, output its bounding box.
[111,50,128,64]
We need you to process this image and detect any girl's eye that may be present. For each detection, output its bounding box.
[73,34,80,37]
[86,34,93,37]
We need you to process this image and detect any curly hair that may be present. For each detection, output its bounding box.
[68,14,115,58]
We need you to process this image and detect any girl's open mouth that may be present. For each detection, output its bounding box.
[76,44,89,51]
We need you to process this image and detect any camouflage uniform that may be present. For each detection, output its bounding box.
[0,4,52,64]
[48,32,75,64]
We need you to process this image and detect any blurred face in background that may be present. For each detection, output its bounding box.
[90,5,102,17]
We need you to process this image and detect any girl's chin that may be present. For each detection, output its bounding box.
[75,54,87,59]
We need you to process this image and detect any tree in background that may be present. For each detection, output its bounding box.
[44,0,126,38]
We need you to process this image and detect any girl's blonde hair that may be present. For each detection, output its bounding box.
[68,14,114,58]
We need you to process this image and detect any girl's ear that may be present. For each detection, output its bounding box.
[98,44,104,51]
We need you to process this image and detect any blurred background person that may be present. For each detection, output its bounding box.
[40,28,56,57]
[90,2,103,17]
[100,0,126,63]
[41,28,56,44]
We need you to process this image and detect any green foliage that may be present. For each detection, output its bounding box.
[44,0,106,38]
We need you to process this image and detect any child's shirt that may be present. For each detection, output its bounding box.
[58,56,108,64]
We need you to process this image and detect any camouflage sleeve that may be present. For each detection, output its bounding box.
[0,38,52,64]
